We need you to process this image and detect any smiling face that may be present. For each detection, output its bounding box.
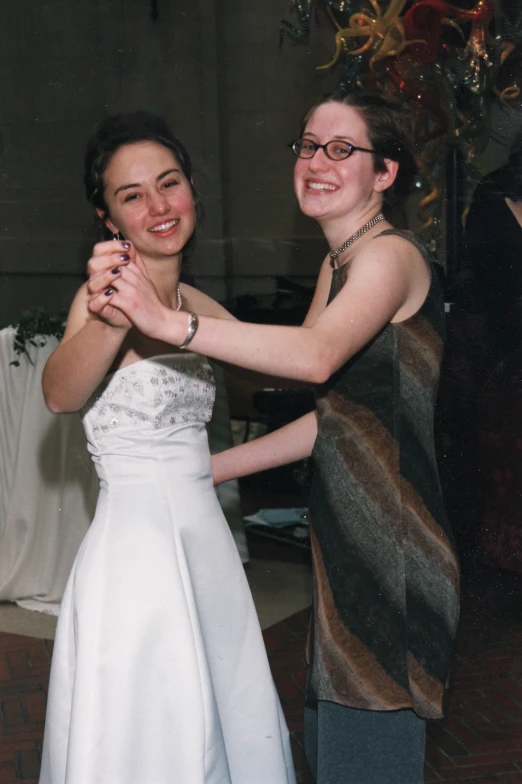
[294,102,395,225]
[100,140,196,260]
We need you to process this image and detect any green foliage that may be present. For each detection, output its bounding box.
[9,308,66,366]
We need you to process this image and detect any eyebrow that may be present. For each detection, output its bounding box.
[113,168,181,197]
[303,133,356,144]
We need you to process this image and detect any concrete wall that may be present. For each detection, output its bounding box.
[0,1,340,324]
[215,0,336,300]
[0,0,225,323]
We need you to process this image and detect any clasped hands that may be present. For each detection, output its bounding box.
[86,240,174,340]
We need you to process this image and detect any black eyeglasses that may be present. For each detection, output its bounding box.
[289,138,377,161]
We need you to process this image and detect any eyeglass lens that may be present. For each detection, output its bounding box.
[293,139,354,161]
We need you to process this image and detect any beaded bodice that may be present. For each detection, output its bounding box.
[83,354,215,442]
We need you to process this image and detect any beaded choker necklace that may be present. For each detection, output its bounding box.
[330,212,385,266]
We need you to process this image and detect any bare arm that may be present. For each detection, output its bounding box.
[181,281,315,389]
[96,235,429,383]
[42,284,129,413]
[211,410,318,485]
[42,241,137,413]
[179,284,305,389]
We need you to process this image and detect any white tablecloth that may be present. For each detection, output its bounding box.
[0,328,97,614]
[0,328,247,615]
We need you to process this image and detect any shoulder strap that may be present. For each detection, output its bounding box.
[376,228,431,265]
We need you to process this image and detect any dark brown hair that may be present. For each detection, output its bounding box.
[83,111,202,247]
[301,91,418,207]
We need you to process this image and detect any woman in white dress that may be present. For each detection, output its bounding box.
[39,111,295,784]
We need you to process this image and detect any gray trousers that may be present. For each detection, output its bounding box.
[304,701,426,784]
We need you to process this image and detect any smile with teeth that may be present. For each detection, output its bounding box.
[307,181,337,192]
[149,219,179,232]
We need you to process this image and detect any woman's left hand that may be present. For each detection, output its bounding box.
[88,254,175,341]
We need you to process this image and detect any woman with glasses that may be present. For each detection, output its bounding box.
[90,93,459,784]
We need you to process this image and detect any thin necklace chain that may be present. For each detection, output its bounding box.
[330,212,385,265]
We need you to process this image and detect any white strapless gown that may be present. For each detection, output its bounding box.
[40,354,295,784]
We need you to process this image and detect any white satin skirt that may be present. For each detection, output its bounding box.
[40,420,295,783]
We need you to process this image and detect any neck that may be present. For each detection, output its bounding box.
[141,252,183,309]
[320,201,385,251]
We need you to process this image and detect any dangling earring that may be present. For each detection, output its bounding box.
[112,231,121,241]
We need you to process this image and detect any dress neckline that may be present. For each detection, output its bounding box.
[329,228,433,326]
[331,228,430,275]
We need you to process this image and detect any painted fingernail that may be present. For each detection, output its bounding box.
[111,267,121,274]
[122,241,131,249]
[120,254,129,261]
[105,288,114,296]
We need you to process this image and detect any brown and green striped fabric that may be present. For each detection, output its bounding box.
[307,229,459,720]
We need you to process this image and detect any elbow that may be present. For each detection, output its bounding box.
[307,365,332,385]
[45,400,80,415]
[42,383,79,415]
[303,353,336,385]
[43,393,69,414]
[46,401,66,414]
[298,333,341,385]
[42,376,61,413]
[42,367,76,414]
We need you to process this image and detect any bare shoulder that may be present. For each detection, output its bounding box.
[351,232,431,322]
[330,231,431,324]
[351,231,429,280]
[179,283,237,320]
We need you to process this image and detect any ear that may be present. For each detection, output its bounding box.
[96,208,119,236]
[374,159,399,194]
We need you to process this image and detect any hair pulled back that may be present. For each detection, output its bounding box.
[302,91,418,208]
[84,111,202,243]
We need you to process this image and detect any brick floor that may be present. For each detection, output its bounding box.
[1,567,522,782]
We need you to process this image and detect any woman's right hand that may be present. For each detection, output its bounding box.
[86,240,134,330]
